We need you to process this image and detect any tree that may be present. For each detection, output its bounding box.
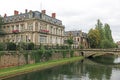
[95,19,105,45]
[104,23,113,42]
[88,29,100,48]
[88,19,116,48]
[67,36,73,49]
[100,39,113,48]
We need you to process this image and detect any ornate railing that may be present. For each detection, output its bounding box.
[39,29,49,34]
[12,30,19,34]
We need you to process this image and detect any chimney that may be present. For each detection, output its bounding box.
[25,9,28,13]
[4,13,7,17]
[14,10,19,15]
[52,13,56,18]
[29,10,32,12]
[41,10,46,14]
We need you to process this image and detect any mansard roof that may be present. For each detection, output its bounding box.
[65,30,88,38]
[3,11,63,26]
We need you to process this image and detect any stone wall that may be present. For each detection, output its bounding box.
[0,51,81,69]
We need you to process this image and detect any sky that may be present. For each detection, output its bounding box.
[0,0,120,42]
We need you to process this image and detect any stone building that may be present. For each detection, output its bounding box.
[64,30,89,48]
[0,10,65,46]
[116,41,120,48]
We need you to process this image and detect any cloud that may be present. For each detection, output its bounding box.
[0,0,120,42]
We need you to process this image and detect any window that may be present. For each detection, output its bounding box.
[77,38,79,42]
[29,12,33,18]
[50,36,52,43]
[16,25,19,30]
[39,35,46,43]
[21,35,23,41]
[12,26,14,31]
[77,33,79,36]
[28,23,33,31]
[7,26,10,32]
[35,22,38,30]
[50,26,53,34]
[20,24,24,31]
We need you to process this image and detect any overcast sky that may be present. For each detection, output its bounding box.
[0,0,120,42]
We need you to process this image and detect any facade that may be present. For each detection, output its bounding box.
[64,30,89,48]
[116,41,120,48]
[0,10,65,46]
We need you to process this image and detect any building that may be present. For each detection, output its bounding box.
[0,10,65,46]
[64,30,89,48]
[116,41,120,48]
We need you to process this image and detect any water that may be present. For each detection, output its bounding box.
[3,55,120,80]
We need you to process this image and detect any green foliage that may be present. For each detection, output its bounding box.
[34,49,43,63]
[70,50,74,57]
[6,42,16,50]
[88,19,115,48]
[67,39,73,45]
[95,19,105,41]
[62,50,67,58]
[104,24,113,42]
[67,37,73,49]
[27,42,34,50]
[79,44,84,49]
[17,42,26,50]
[17,42,35,50]
[31,45,54,63]
[0,43,6,51]
[61,45,69,49]
[88,29,100,48]
[44,50,52,60]
[100,39,113,48]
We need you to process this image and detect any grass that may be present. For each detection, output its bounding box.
[0,56,84,79]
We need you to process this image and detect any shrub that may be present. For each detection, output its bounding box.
[27,42,34,50]
[17,42,26,50]
[80,44,84,49]
[6,42,16,50]
[70,50,74,57]
[0,43,6,51]
[62,50,67,58]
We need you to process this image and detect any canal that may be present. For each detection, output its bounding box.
[3,55,120,80]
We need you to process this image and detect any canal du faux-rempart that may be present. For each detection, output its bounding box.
[1,54,120,80]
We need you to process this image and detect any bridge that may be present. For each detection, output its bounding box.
[77,49,120,57]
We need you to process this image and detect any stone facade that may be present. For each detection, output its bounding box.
[64,30,89,48]
[0,10,65,46]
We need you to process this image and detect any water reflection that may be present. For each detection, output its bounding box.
[3,55,120,80]
[114,56,120,63]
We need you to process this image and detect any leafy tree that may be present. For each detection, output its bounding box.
[104,23,113,42]
[67,37,73,49]
[88,29,100,48]
[95,19,105,46]
[88,19,116,48]
[100,39,113,48]
[0,43,6,51]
